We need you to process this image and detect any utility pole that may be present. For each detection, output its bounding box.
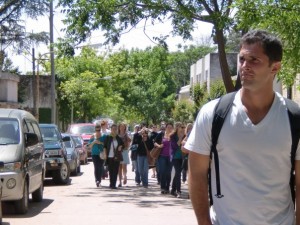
[32,47,38,118]
[50,0,56,124]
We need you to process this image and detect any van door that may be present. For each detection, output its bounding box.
[24,119,44,193]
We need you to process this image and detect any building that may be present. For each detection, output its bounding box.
[178,52,300,105]
[0,72,20,108]
[178,52,238,101]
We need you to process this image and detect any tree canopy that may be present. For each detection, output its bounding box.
[58,0,237,92]
[235,0,300,87]
[0,0,49,70]
[54,43,214,125]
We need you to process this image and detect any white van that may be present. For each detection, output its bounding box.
[0,109,45,214]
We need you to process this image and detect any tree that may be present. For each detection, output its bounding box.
[172,100,194,123]
[0,0,49,69]
[235,0,300,88]
[168,44,216,90]
[103,46,177,124]
[58,0,237,92]
[191,79,226,118]
[0,50,20,73]
[55,47,116,124]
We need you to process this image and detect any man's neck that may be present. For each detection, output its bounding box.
[240,88,275,124]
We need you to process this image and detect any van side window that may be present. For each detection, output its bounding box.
[25,119,35,133]
[31,122,42,142]
[23,120,30,133]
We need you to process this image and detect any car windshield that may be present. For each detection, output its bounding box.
[0,119,20,145]
[40,127,59,141]
[64,140,73,148]
[71,125,94,134]
[72,136,82,145]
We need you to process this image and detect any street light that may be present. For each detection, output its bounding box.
[70,76,112,124]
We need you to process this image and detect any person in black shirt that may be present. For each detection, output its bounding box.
[136,128,154,188]
[130,125,142,185]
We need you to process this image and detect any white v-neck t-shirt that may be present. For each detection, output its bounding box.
[185,90,300,225]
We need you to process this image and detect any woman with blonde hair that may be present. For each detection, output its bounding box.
[117,122,131,187]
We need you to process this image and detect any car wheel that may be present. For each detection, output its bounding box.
[71,160,78,176]
[53,161,70,184]
[15,180,29,214]
[32,175,44,202]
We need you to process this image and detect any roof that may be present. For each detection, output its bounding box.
[39,123,58,128]
[0,108,36,121]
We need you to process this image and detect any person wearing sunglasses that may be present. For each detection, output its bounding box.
[87,124,107,188]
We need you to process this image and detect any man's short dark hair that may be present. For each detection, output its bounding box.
[240,30,283,64]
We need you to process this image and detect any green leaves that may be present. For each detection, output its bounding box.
[235,0,300,86]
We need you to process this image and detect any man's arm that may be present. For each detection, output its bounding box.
[295,160,300,225]
[188,151,212,225]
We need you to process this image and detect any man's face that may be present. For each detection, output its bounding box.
[239,43,281,92]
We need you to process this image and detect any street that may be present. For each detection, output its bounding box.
[2,161,197,225]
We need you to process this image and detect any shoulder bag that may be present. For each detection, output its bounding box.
[150,146,162,159]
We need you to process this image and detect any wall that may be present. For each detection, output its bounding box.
[0,72,20,108]
[18,75,52,108]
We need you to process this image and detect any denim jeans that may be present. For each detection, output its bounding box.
[171,158,183,193]
[158,156,172,191]
[137,155,149,187]
[132,160,141,184]
[92,155,104,183]
[156,159,160,183]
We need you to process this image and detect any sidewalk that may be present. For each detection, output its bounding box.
[2,161,197,225]
[96,164,197,225]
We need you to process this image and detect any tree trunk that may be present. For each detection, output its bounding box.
[215,28,235,93]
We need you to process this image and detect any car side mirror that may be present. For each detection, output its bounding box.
[25,133,39,147]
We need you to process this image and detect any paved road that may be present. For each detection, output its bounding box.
[2,160,197,225]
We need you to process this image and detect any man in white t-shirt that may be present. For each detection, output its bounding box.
[185,30,300,225]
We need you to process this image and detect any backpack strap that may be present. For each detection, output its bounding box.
[286,99,300,206]
[209,92,236,205]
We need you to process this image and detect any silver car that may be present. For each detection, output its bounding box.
[62,133,81,176]
[0,109,45,214]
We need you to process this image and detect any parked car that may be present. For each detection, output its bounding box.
[39,124,70,185]
[0,108,45,214]
[61,133,81,176]
[67,123,95,158]
[71,134,87,164]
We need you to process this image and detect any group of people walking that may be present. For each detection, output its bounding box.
[87,121,131,189]
[87,120,193,196]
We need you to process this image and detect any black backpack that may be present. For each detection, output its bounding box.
[209,92,300,206]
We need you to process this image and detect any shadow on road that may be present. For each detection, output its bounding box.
[67,178,193,210]
[2,198,54,219]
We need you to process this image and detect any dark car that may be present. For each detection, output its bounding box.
[39,124,70,185]
[61,133,81,176]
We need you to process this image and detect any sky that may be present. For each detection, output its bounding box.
[11,5,214,74]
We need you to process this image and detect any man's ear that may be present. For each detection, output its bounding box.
[271,61,281,74]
